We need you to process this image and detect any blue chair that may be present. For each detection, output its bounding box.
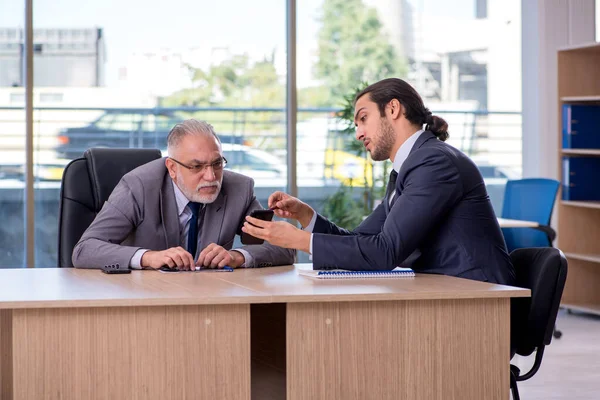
[501,178,562,339]
[501,178,560,253]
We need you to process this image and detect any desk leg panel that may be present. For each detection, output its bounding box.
[286,298,509,400]
[10,304,250,400]
[1,310,13,400]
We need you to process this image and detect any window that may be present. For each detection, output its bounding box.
[0,0,25,268]
[110,113,143,131]
[221,146,285,187]
[28,0,287,267]
[297,0,522,233]
[1,0,527,267]
[9,93,25,103]
[93,113,115,130]
[39,92,63,103]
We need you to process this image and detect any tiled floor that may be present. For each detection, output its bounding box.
[511,310,600,399]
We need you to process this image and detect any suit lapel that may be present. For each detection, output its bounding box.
[160,174,180,249]
[382,132,436,216]
[199,191,227,251]
[386,130,435,212]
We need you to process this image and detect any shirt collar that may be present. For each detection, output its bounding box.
[171,180,192,216]
[391,129,425,173]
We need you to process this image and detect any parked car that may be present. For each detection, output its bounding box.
[162,144,338,188]
[0,151,69,183]
[54,110,245,160]
[477,164,520,183]
[221,144,286,186]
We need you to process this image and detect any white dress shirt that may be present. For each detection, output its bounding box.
[130,181,252,268]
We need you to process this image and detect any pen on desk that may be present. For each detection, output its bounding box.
[194,266,234,271]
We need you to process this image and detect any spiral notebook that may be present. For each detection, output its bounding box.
[298,266,415,279]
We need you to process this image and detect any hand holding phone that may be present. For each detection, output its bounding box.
[268,191,314,227]
[240,209,274,245]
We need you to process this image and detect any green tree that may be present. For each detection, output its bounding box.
[161,53,287,140]
[322,186,365,229]
[162,53,285,108]
[314,0,406,104]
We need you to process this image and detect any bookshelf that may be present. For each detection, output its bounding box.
[561,149,600,156]
[557,42,600,315]
[560,200,600,209]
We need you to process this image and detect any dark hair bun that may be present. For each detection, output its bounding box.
[427,115,449,141]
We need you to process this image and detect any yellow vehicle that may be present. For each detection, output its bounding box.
[323,149,373,187]
[297,116,378,187]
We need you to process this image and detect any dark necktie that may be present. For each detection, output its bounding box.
[187,202,201,258]
[385,170,398,204]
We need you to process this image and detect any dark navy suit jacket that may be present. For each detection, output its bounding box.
[312,131,515,285]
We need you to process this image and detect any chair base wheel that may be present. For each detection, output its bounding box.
[553,329,562,339]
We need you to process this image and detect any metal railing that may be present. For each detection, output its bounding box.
[0,106,522,268]
[0,106,523,180]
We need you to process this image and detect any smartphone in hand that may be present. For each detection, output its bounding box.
[241,209,274,245]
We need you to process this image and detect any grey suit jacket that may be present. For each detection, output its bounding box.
[72,158,295,269]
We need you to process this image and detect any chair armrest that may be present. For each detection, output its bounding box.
[533,225,556,243]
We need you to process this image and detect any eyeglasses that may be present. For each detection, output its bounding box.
[169,157,227,174]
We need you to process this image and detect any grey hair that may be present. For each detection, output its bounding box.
[166,119,221,155]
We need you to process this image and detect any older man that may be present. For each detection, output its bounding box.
[73,119,295,270]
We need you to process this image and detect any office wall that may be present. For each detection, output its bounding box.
[521,0,596,179]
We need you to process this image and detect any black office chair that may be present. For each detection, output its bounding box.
[509,247,568,400]
[501,178,563,340]
[57,148,162,268]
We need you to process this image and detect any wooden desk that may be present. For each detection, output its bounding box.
[0,268,263,400]
[0,267,529,400]
[215,265,529,400]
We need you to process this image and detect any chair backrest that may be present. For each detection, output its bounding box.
[57,148,162,268]
[510,247,568,358]
[501,178,560,252]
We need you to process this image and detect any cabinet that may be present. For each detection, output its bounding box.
[557,42,600,315]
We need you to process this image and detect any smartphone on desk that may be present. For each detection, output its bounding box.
[240,209,274,245]
[102,269,131,274]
